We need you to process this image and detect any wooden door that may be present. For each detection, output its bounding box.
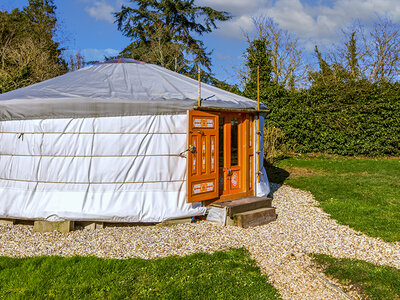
[222,114,241,195]
[218,113,256,201]
[218,113,244,198]
[187,110,219,203]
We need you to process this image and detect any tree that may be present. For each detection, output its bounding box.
[69,50,85,71]
[114,0,230,75]
[242,37,272,97]
[345,32,360,81]
[247,17,306,90]
[309,30,372,88]
[241,36,285,104]
[0,0,66,93]
[308,46,342,87]
[362,18,400,82]
[310,17,400,87]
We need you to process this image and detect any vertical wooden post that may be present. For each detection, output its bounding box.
[257,66,260,110]
[257,66,261,182]
[198,65,201,107]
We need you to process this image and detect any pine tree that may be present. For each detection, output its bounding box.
[114,0,230,75]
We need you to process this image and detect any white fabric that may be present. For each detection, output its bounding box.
[0,114,206,222]
[0,113,270,221]
[0,62,271,222]
[0,63,266,121]
[256,115,271,197]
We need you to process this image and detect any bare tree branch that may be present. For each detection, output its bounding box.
[251,17,307,89]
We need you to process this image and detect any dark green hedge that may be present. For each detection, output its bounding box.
[264,82,400,156]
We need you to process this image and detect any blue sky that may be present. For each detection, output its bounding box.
[2,0,400,84]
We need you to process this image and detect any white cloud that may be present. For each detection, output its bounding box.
[267,0,317,36]
[215,14,254,39]
[198,0,400,43]
[85,1,115,23]
[197,0,268,16]
[84,0,127,23]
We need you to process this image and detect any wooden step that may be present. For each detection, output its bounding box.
[230,207,277,228]
[211,196,272,217]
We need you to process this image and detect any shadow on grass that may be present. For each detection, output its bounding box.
[264,159,290,184]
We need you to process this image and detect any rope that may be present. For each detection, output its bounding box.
[0,178,186,185]
[0,154,184,158]
[1,132,186,135]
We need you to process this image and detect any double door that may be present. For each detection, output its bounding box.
[187,110,255,203]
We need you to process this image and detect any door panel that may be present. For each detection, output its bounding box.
[187,111,219,203]
[220,113,243,196]
[248,115,255,194]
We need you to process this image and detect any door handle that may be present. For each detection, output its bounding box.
[189,145,196,153]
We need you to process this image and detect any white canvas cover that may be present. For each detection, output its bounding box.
[0,114,207,222]
[0,60,270,222]
[256,115,271,197]
[0,60,266,121]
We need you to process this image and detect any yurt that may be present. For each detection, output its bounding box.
[0,58,271,223]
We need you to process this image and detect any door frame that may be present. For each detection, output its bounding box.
[216,112,255,202]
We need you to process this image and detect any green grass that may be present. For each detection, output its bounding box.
[270,155,400,242]
[0,248,280,300]
[313,254,400,299]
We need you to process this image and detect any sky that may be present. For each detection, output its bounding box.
[2,0,400,84]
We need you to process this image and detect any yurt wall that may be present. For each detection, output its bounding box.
[0,114,205,222]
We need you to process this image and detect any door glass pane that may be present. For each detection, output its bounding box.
[219,117,224,167]
[231,118,238,166]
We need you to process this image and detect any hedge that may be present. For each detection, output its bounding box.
[264,81,400,156]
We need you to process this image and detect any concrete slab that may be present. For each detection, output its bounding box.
[33,220,74,233]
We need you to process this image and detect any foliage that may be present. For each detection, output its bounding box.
[308,46,349,87]
[114,0,230,75]
[263,126,288,163]
[313,254,400,299]
[275,156,400,242]
[0,0,67,94]
[242,17,400,157]
[264,80,400,156]
[241,36,285,104]
[0,248,281,299]
[243,37,272,94]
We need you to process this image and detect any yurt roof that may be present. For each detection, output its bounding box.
[0,59,265,121]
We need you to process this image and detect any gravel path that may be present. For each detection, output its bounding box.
[0,184,399,299]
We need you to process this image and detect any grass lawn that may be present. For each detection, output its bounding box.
[268,155,400,242]
[0,248,280,300]
[313,254,400,299]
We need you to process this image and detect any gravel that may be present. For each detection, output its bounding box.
[0,183,399,299]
